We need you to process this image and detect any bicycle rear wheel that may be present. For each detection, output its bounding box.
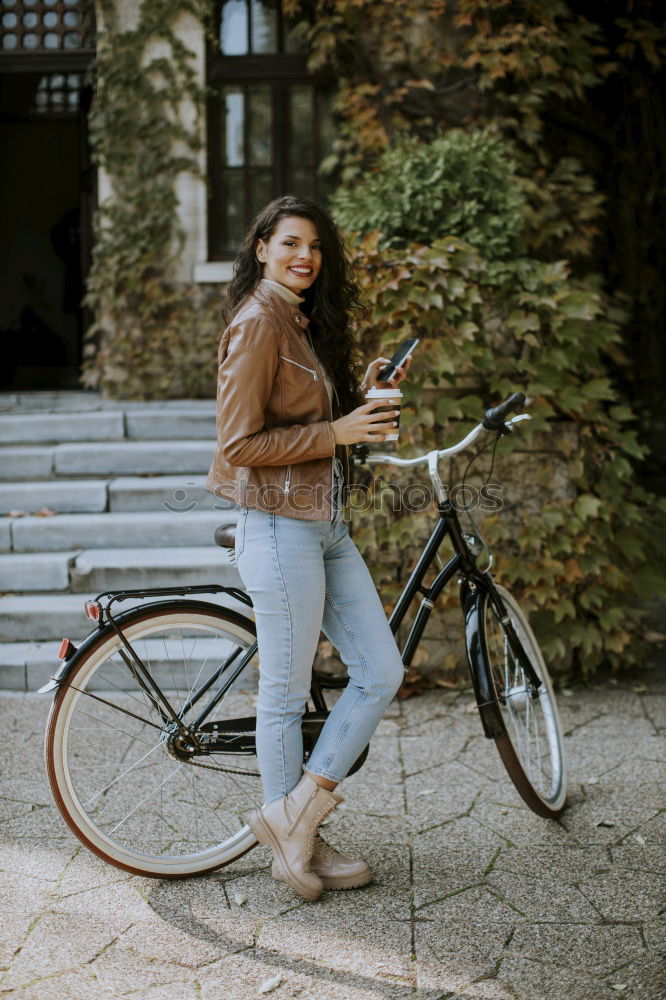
[45,603,264,878]
[478,584,567,817]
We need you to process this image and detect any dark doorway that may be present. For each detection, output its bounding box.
[1,0,95,391]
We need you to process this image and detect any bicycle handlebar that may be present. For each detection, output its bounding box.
[354,391,530,470]
[482,392,526,433]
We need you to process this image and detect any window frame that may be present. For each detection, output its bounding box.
[207,2,335,261]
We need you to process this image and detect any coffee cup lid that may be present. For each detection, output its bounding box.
[366,386,402,397]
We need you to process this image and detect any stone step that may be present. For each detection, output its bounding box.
[0,440,215,480]
[0,589,252,642]
[0,405,217,445]
[9,509,236,552]
[0,476,234,515]
[125,408,216,440]
[0,552,77,592]
[0,545,239,592]
[108,475,232,513]
[0,630,259,693]
[0,411,124,445]
[0,479,108,514]
[70,545,240,591]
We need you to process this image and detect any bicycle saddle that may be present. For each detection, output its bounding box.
[214,522,236,549]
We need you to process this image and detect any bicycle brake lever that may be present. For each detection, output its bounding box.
[350,444,370,464]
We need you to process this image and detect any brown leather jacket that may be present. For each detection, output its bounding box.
[205,283,352,521]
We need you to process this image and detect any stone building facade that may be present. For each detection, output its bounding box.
[2,0,336,391]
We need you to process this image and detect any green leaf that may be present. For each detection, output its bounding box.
[574,495,602,520]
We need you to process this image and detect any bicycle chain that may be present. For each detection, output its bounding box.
[180,754,260,779]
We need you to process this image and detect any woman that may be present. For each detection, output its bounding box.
[205,195,412,902]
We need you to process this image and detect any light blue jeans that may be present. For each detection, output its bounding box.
[234,460,405,803]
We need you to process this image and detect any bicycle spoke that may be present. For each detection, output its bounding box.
[108,764,183,836]
[81,739,165,809]
[483,587,565,811]
[47,610,266,875]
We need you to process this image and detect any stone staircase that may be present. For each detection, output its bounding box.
[0,391,245,691]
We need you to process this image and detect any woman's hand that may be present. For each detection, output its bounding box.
[361,353,413,393]
[331,400,400,446]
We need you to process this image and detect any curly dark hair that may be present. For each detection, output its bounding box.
[223,195,367,415]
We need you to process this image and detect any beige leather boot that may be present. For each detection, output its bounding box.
[309,834,373,890]
[247,774,343,901]
[274,833,373,890]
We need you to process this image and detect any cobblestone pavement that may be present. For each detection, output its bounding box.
[0,666,664,1000]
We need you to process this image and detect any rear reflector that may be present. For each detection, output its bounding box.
[84,601,101,621]
[58,637,76,660]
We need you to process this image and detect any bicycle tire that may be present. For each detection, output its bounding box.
[45,602,266,878]
[478,584,567,817]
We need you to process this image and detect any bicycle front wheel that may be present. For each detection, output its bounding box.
[478,584,567,817]
[45,603,264,878]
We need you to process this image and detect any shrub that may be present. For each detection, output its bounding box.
[331,129,526,260]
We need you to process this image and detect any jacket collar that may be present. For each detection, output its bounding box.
[251,280,310,333]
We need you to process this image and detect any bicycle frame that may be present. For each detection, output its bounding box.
[42,414,540,737]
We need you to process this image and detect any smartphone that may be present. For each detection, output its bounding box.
[376,338,419,382]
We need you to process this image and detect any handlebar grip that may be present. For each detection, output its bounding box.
[482,392,526,432]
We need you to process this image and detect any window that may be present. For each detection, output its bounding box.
[208,0,336,258]
[0,0,94,52]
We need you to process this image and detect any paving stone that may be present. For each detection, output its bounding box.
[0,479,108,514]
[0,518,9,551]
[506,922,645,976]
[574,866,665,921]
[5,969,116,1000]
[495,956,610,1000]
[0,679,663,1000]
[0,910,127,990]
[414,920,513,995]
[0,411,124,445]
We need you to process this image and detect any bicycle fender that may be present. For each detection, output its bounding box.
[37,622,115,694]
[460,583,505,740]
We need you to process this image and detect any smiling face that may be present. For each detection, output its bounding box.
[256,215,322,294]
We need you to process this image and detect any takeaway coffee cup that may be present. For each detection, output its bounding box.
[365,385,403,441]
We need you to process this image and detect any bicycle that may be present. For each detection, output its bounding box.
[41,391,567,879]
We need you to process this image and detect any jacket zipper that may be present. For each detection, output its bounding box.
[288,335,336,519]
[279,355,319,381]
[285,464,292,495]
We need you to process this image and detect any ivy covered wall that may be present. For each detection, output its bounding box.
[82,0,665,684]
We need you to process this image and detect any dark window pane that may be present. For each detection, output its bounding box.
[289,85,313,166]
[249,170,273,219]
[63,31,80,48]
[318,89,335,157]
[220,0,248,56]
[290,167,315,199]
[222,170,247,247]
[284,18,308,54]
[222,88,244,166]
[251,0,277,54]
[248,85,272,166]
